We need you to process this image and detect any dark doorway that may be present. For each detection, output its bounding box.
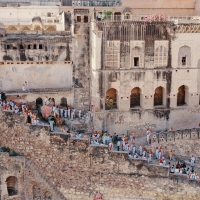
[6,176,18,196]
[60,97,67,107]
[130,87,140,107]
[154,87,163,106]
[177,85,185,106]
[105,88,117,110]
[36,98,43,115]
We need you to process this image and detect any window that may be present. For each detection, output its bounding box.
[39,44,43,49]
[154,46,168,67]
[20,44,24,50]
[125,14,130,20]
[182,57,186,66]
[134,57,139,67]
[47,12,51,17]
[28,45,31,49]
[34,44,37,49]
[84,16,88,23]
[77,16,81,22]
[7,45,10,49]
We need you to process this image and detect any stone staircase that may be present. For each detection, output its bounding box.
[25,159,67,200]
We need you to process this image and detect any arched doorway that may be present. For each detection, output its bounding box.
[33,185,41,200]
[44,191,52,200]
[60,97,67,107]
[130,87,141,107]
[154,87,163,106]
[105,88,117,110]
[36,98,43,114]
[177,85,186,106]
[6,176,18,196]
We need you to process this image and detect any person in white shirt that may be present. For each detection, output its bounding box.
[191,155,195,167]
[78,110,82,118]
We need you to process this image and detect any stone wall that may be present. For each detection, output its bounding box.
[151,127,200,158]
[0,110,200,200]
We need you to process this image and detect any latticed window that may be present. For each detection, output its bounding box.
[105,43,119,68]
[154,46,168,67]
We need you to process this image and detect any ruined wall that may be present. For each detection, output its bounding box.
[0,110,200,200]
[0,153,65,200]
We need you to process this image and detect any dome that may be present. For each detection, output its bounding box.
[32,16,42,23]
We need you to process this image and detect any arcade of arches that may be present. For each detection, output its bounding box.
[105,85,189,110]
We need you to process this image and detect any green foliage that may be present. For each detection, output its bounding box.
[1,146,19,156]
[1,146,11,153]
[102,10,112,20]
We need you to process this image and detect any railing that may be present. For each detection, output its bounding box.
[96,14,200,24]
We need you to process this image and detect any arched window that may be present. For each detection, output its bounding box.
[124,14,130,20]
[60,97,67,107]
[154,86,163,106]
[105,88,117,110]
[177,85,186,106]
[6,176,18,196]
[154,46,167,67]
[114,12,121,20]
[178,46,191,68]
[130,87,141,107]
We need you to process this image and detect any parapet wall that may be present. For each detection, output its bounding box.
[151,128,200,157]
[0,110,200,200]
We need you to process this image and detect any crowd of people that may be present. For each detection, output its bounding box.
[90,129,200,180]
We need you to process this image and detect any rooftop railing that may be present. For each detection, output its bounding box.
[96,14,200,24]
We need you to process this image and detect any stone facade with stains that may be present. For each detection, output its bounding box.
[0,110,200,200]
[1,6,200,133]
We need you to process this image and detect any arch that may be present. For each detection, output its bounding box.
[114,12,121,20]
[36,97,43,113]
[7,26,17,31]
[46,26,56,31]
[34,25,42,31]
[177,85,187,106]
[60,97,67,107]
[105,88,117,110]
[124,13,130,20]
[44,191,52,200]
[33,185,41,200]
[178,46,191,67]
[21,26,31,31]
[130,87,141,107]
[6,176,18,196]
[154,86,163,106]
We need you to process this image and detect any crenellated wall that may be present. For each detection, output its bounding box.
[151,127,200,158]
